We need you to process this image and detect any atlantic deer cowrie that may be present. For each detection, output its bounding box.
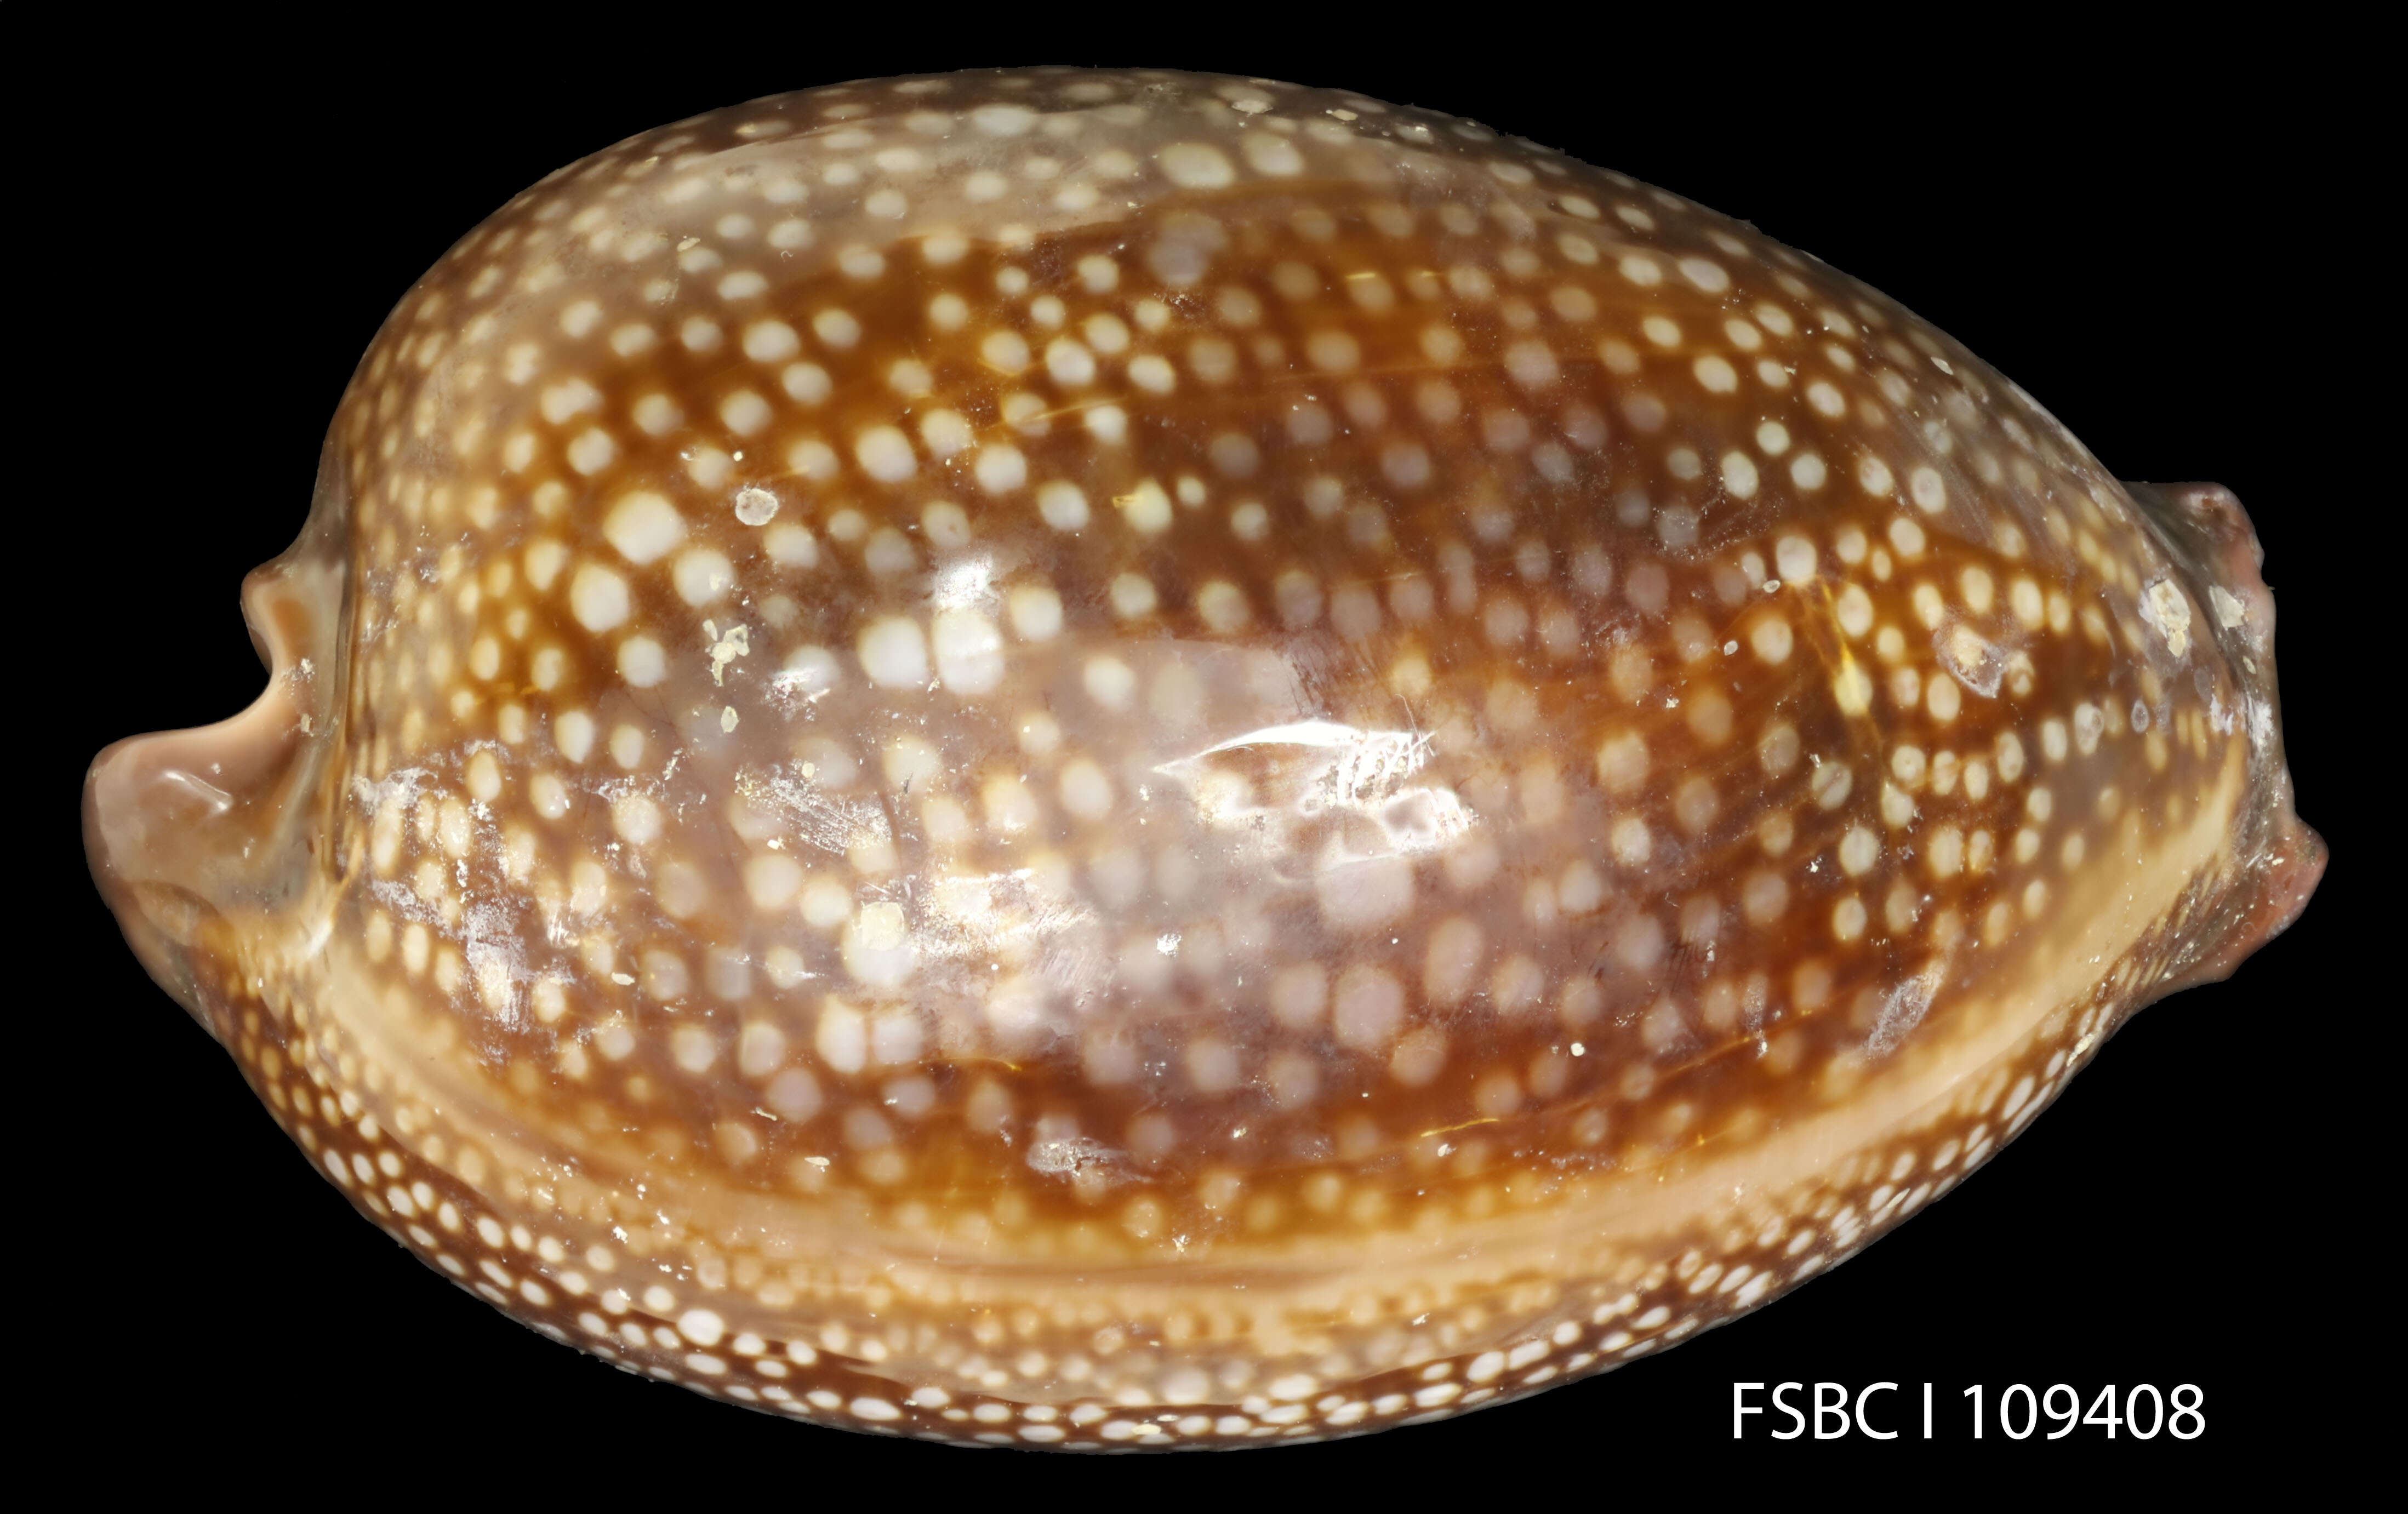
[85,67,2321,1449]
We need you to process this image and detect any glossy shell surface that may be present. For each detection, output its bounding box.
[84,66,2321,1448]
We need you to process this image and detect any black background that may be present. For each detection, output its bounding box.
[20,8,2374,1488]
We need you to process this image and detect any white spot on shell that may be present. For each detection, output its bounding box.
[858,617,929,688]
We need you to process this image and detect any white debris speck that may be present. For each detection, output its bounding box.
[733,487,780,526]
[2142,579,2192,659]
[706,621,751,685]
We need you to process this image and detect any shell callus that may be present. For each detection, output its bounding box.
[83,67,2319,1448]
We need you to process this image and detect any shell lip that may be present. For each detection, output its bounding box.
[85,459,352,1029]
[2156,803,2325,996]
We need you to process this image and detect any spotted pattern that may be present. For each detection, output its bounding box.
[85,67,2321,1449]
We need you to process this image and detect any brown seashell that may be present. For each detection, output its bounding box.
[84,66,2321,1450]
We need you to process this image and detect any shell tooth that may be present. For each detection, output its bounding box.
[84,67,2318,1449]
